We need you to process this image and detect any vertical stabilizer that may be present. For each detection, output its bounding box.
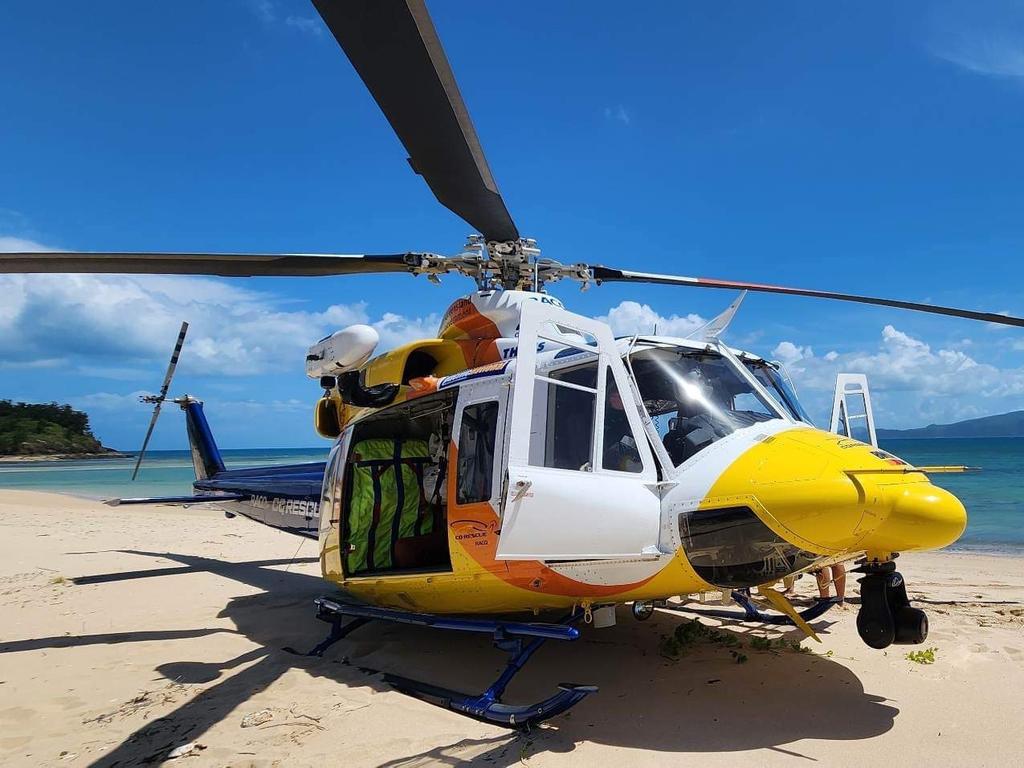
[177,396,226,480]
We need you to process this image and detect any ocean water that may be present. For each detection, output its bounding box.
[0,439,1021,554]
[880,438,1024,555]
[0,448,327,500]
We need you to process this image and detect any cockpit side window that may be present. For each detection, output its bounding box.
[629,348,782,466]
[745,361,813,424]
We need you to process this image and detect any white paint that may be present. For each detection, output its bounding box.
[305,324,379,378]
[496,301,661,560]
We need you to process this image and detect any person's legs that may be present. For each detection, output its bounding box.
[831,563,847,604]
[815,569,830,599]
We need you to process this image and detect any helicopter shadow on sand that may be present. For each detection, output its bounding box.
[38,550,896,767]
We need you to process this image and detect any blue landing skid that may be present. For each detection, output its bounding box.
[665,590,839,626]
[312,597,597,729]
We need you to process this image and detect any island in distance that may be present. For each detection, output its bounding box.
[878,410,1024,439]
[0,400,126,461]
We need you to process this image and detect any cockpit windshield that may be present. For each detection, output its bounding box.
[743,359,813,424]
[629,347,785,466]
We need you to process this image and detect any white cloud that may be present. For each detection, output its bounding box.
[0,357,64,371]
[285,15,322,36]
[768,324,1024,428]
[772,341,813,365]
[218,397,309,414]
[603,105,632,126]
[932,34,1024,78]
[0,236,55,253]
[69,391,147,411]
[248,1,323,35]
[0,238,438,379]
[248,0,277,24]
[597,300,706,337]
[928,1,1024,78]
[373,311,442,350]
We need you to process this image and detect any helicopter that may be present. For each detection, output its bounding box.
[3,0,1022,728]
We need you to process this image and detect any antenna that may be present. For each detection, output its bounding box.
[132,321,189,480]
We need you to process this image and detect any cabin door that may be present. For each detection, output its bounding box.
[495,301,661,560]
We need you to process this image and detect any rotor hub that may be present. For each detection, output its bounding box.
[407,235,592,293]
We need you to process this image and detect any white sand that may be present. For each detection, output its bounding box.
[1,489,1022,767]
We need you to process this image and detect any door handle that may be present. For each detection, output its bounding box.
[512,479,532,502]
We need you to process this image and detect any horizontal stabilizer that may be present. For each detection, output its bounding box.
[105,493,249,507]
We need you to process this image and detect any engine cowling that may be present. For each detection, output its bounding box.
[306,325,379,379]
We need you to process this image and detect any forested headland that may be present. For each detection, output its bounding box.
[0,400,122,458]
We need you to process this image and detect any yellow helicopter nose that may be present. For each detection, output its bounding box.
[702,428,968,556]
[859,482,967,553]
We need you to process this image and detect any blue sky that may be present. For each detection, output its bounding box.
[3,0,1024,449]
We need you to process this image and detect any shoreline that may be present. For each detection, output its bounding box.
[0,451,129,463]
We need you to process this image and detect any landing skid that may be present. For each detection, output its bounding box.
[637,590,839,627]
[306,597,597,728]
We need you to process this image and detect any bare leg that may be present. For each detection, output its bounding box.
[832,564,847,604]
[815,569,830,599]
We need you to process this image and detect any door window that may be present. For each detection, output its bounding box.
[456,401,499,504]
[319,441,345,535]
[531,361,598,471]
[601,367,642,473]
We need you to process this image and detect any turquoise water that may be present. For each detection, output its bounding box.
[0,439,1021,554]
[0,448,327,500]
[880,438,1024,555]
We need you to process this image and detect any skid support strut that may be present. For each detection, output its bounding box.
[640,589,838,626]
[311,597,597,728]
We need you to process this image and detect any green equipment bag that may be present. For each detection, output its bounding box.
[345,438,432,574]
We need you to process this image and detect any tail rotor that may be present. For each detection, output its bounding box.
[132,321,189,480]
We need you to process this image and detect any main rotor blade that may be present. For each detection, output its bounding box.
[313,0,519,243]
[0,252,412,276]
[590,266,1024,328]
[132,321,188,481]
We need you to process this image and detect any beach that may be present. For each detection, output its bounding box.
[1,489,1022,767]
[0,453,128,464]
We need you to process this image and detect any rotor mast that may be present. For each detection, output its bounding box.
[411,236,592,293]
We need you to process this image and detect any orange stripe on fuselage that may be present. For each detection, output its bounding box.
[445,444,659,598]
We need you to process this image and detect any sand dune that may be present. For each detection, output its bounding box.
[0,490,1021,767]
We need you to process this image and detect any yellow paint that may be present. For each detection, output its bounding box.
[313,397,341,439]
[362,339,465,387]
[701,428,967,556]
[318,424,967,616]
[760,586,821,642]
